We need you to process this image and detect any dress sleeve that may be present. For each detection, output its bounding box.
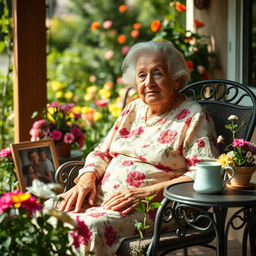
[182,110,219,180]
[74,105,130,183]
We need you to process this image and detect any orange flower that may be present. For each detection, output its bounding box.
[194,19,205,28]
[175,2,186,12]
[117,34,127,44]
[150,20,162,32]
[185,60,194,70]
[119,5,128,13]
[133,23,141,29]
[130,30,139,38]
[91,21,100,31]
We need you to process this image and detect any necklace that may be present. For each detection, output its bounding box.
[144,96,181,127]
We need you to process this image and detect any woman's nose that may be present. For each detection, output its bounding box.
[144,74,154,87]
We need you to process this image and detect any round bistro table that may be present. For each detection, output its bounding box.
[147,181,256,256]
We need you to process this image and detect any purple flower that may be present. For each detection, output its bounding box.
[52,130,62,141]
[63,132,75,144]
[58,103,75,112]
[48,101,59,108]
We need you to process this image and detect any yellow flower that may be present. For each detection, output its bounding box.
[56,91,64,98]
[83,93,94,101]
[81,106,95,114]
[51,81,63,91]
[64,92,73,100]
[93,111,103,121]
[216,153,234,167]
[72,106,81,114]
[87,86,97,94]
[47,107,55,122]
[109,103,122,118]
[12,193,31,208]
[99,88,111,99]
[103,81,114,90]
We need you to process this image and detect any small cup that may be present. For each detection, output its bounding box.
[193,162,235,194]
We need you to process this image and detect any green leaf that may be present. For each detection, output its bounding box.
[134,221,143,230]
[31,111,39,119]
[136,202,145,213]
[150,202,162,209]
[146,195,156,202]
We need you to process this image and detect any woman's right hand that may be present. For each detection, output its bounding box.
[57,172,97,213]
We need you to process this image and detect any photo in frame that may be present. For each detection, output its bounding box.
[11,139,59,192]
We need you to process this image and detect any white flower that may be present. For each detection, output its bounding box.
[246,151,252,158]
[227,151,235,158]
[228,115,238,121]
[217,135,224,143]
[26,179,61,199]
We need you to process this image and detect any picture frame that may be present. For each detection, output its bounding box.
[11,139,59,192]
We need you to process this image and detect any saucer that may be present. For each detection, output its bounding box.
[226,182,255,190]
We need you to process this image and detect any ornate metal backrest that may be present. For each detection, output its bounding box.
[55,161,84,192]
[180,79,256,154]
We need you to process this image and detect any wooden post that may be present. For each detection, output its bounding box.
[12,0,47,142]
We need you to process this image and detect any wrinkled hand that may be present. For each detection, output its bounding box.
[102,187,150,215]
[57,172,97,213]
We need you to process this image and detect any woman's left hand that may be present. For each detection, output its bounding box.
[102,187,151,215]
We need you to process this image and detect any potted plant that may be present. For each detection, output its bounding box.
[216,115,256,189]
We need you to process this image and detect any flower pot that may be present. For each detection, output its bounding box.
[227,166,256,189]
[55,142,72,158]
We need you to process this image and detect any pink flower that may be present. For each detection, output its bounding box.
[101,172,110,185]
[196,139,205,148]
[71,127,85,148]
[120,110,130,116]
[104,50,114,59]
[116,77,123,84]
[122,160,134,166]
[104,226,117,247]
[0,192,13,213]
[21,196,43,215]
[89,75,96,82]
[232,139,250,148]
[185,117,192,127]
[126,171,145,187]
[32,119,46,129]
[113,184,120,189]
[95,99,110,107]
[103,20,112,29]
[29,127,41,141]
[157,118,167,125]
[58,103,75,112]
[121,46,130,55]
[0,148,12,158]
[176,109,191,120]
[157,129,178,144]
[186,156,201,166]
[131,127,144,136]
[119,128,130,138]
[64,132,75,144]
[52,130,62,141]
[48,101,59,108]
[72,216,92,248]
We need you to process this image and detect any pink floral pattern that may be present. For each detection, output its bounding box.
[157,129,178,144]
[196,139,205,148]
[104,226,117,247]
[175,109,190,120]
[126,171,146,187]
[186,156,201,166]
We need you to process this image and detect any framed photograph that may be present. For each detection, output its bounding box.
[11,139,59,192]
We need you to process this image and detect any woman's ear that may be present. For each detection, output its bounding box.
[174,78,181,90]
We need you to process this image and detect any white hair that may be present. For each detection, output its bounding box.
[122,41,190,88]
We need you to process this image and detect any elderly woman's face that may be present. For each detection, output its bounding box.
[135,52,179,108]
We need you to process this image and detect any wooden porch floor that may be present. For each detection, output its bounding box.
[166,235,249,255]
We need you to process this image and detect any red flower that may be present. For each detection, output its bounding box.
[175,109,191,120]
[185,60,194,70]
[150,20,162,32]
[119,128,130,138]
[157,129,178,144]
[196,139,206,148]
[194,19,205,28]
[118,4,127,13]
[104,226,117,246]
[126,171,145,187]
[176,2,186,12]
[95,99,110,107]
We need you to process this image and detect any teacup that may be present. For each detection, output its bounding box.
[193,162,235,194]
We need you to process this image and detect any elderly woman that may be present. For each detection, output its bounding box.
[58,41,218,255]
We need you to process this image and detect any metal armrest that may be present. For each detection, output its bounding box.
[55,160,84,192]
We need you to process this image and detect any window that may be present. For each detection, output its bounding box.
[243,0,256,86]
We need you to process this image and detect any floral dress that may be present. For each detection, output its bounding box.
[71,98,218,255]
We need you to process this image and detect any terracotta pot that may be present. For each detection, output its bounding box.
[227,166,256,188]
[55,142,72,158]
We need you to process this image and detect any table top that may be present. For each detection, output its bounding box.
[164,181,256,208]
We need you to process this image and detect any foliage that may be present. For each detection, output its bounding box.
[0,179,92,256]
[216,115,256,167]
[150,1,214,83]
[134,195,161,256]
[0,147,16,193]
[0,0,13,148]
[30,102,85,149]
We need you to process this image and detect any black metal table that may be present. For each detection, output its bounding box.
[147,181,256,256]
